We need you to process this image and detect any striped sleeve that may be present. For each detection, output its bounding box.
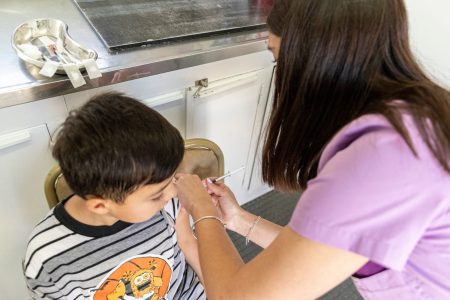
[23,212,93,299]
[25,271,62,299]
[177,263,206,300]
[24,223,92,279]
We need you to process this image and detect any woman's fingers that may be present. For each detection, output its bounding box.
[205,179,227,194]
[174,173,216,214]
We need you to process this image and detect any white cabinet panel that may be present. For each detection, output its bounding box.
[245,67,276,198]
[141,91,186,137]
[186,67,273,204]
[0,125,55,300]
[63,51,275,139]
[0,96,67,136]
[65,88,187,138]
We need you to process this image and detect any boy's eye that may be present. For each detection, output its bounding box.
[149,193,162,201]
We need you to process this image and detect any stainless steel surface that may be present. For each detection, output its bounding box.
[72,0,271,51]
[12,18,97,73]
[0,0,269,109]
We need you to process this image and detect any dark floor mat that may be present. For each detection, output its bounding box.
[228,190,363,300]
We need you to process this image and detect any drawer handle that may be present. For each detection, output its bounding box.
[193,78,209,99]
[0,130,31,150]
[193,73,259,99]
[141,91,185,107]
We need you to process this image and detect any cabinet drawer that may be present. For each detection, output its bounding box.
[0,96,67,135]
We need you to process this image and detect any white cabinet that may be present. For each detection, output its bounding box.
[64,51,275,140]
[186,66,274,204]
[0,125,57,300]
[0,96,67,300]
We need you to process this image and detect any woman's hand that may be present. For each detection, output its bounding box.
[173,173,217,217]
[204,179,245,232]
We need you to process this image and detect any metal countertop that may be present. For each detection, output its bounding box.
[73,0,271,51]
[0,0,269,109]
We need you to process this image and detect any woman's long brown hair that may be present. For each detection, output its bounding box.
[263,0,450,191]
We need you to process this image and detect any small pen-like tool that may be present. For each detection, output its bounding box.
[210,166,245,184]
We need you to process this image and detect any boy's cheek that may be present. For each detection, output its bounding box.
[164,185,178,200]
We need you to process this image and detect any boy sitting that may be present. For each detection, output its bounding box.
[23,92,205,300]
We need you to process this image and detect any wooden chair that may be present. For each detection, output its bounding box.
[44,138,224,208]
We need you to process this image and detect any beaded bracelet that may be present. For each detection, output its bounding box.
[245,216,261,246]
[191,216,226,239]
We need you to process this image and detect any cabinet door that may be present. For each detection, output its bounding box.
[65,88,186,138]
[186,68,272,204]
[140,90,186,137]
[244,66,276,198]
[0,125,55,300]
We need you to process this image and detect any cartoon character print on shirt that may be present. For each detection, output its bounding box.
[91,255,172,300]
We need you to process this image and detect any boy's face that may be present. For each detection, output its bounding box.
[108,175,177,223]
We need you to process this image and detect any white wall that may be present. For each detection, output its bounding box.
[406,0,450,88]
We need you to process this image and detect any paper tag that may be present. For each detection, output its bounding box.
[56,38,64,50]
[39,60,59,77]
[35,36,59,62]
[63,63,86,88]
[18,44,42,60]
[38,36,55,47]
[83,59,102,79]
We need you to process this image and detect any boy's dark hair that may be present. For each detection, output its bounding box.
[53,92,184,203]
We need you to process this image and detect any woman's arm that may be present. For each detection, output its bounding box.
[227,209,282,248]
[175,174,368,300]
[200,224,368,300]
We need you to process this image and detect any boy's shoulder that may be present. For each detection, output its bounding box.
[23,202,146,280]
[25,197,179,254]
[26,208,62,251]
[23,208,78,279]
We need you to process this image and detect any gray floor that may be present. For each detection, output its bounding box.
[229,190,363,300]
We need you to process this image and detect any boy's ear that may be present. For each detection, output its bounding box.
[85,197,113,215]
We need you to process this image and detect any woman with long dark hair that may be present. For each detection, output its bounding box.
[174,0,450,298]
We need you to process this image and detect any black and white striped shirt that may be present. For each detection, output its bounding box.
[24,198,205,300]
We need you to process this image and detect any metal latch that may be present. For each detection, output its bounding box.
[193,78,208,98]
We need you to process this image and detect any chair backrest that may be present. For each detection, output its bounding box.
[44,138,224,208]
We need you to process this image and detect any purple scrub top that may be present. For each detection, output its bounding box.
[289,112,450,299]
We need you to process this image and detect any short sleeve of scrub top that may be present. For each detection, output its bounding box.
[288,114,450,299]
